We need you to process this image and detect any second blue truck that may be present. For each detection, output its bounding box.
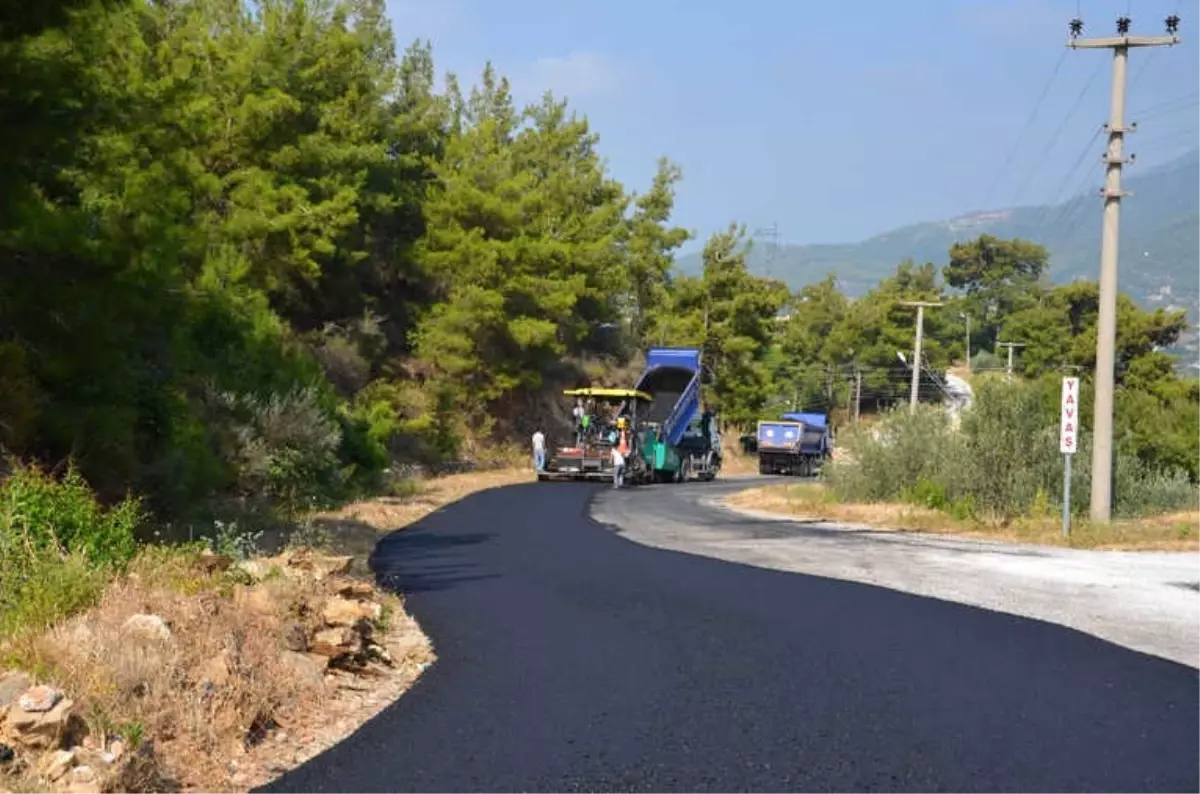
[755,412,832,476]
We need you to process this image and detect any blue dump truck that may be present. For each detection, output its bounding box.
[756,412,832,476]
[622,347,722,483]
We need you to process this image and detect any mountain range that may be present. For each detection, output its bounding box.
[676,148,1199,317]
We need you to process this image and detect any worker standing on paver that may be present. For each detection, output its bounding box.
[572,398,585,444]
[532,428,546,472]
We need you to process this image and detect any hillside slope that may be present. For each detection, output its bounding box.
[677,148,1199,315]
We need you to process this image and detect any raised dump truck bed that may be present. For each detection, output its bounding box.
[632,347,702,444]
[620,347,718,482]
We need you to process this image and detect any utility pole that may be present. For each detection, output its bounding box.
[1068,12,1180,523]
[901,301,943,413]
[853,368,862,424]
[752,223,779,278]
[997,342,1025,378]
[960,313,972,373]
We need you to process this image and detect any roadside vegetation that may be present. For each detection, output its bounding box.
[729,379,1198,551]
[1,0,1197,788]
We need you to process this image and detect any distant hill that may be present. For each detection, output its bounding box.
[675,148,1199,365]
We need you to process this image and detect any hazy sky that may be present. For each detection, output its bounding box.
[384,0,1199,251]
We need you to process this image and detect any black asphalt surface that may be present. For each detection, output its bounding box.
[261,481,1199,793]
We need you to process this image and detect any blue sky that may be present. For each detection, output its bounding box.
[385,0,1198,252]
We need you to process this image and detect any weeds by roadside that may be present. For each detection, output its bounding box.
[719,444,759,476]
[0,457,530,793]
[0,463,142,640]
[728,483,1200,551]
[826,381,1198,523]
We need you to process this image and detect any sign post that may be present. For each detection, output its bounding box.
[1060,377,1080,538]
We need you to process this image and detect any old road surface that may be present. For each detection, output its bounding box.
[262,478,1199,793]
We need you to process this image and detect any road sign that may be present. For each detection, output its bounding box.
[1060,377,1080,455]
[1060,376,1080,538]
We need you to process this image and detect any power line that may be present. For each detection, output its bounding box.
[1011,58,1106,207]
[1030,126,1104,240]
[1128,51,1156,92]
[1128,89,1200,118]
[1129,0,1188,91]
[980,49,1070,211]
[1135,125,1199,147]
[1034,156,1104,244]
[751,223,779,278]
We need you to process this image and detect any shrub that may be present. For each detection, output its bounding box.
[361,379,463,465]
[826,407,964,504]
[0,462,143,637]
[2,461,141,565]
[970,350,1005,373]
[1111,454,1198,518]
[829,379,1198,521]
[212,387,345,514]
[954,379,1062,517]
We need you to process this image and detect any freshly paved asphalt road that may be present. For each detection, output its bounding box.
[262,481,1199,793]
[595,476,1200,668]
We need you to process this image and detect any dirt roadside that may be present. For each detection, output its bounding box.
[726,482,1199,552]
[0,469,534,794]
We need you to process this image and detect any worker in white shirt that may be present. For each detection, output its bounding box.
[531,428,546,472]
[610,443,625,489]
[611,417,630,488]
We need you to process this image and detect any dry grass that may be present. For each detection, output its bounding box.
[27,576,304,789]
[720,444,759,476]
[0,465,536,794]
[0,547,433,793]
[253,468,536,567]
[326,468,535,532]
[728,483,1200,551]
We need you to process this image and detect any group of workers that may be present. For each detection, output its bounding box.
[571,397,624,445]
[530,397,632,488]
[575,398,631,488]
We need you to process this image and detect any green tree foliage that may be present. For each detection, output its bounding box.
[829,382,1197,521]
[1,0,712,520]
[412,77,630,426]
[0,0,1193,538]
[773,276,850,415]
[801,260,956,414]
[945,234,1049,351]
[625,158,692,348]
[655,224,789,425]
[757,240,1196,482]
[1002,281,1189,380]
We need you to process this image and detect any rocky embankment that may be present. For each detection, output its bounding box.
[0,549,433,793]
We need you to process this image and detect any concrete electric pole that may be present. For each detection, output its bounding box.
[901,301,943,413]
[854,368,862,424]
[1068,12,1181,523]
[960,313,971,373]
[997,341,1025,378]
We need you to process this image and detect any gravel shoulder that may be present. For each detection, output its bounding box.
[591,476,1200,669]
